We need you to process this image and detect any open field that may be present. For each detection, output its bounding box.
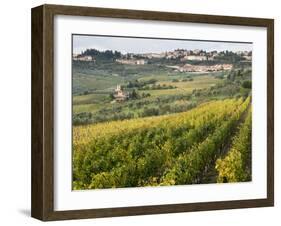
[72,60,251,126]
[73,72,223,114]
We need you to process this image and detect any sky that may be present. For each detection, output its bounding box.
[73,35,252,54]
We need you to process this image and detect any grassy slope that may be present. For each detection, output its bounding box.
[73,74,222,114]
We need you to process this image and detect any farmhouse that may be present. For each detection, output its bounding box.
[73,55,95,62]
[177,63,233,72]
[113,85,129,102]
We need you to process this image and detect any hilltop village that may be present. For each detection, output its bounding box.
[73,48,251,73]
[74,49,252,62]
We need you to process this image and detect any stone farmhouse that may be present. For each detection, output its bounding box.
[113,85,129,102]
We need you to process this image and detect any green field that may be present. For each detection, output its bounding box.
[73,60,251,126]
[73,74,222,113]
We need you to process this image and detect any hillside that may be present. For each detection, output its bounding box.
[73,97,251,189]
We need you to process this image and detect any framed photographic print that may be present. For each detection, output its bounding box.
[31,4,274,221]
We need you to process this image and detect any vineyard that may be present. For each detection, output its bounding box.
[73,97,252,190]
[216,107,252,182]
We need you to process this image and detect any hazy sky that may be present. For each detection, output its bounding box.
[73,35,252,54]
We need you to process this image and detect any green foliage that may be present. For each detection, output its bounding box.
[81,48,121,61]
[73,93,194,125]
[127,79,157,88]
[130,89,139,99]
[139,84,176,90]
[73,112,93,125]
[109,93,114,100]
[216,107,252,182]
[214,51,245,63]
[161,97,250,185]
[242,80,252,89]
[73,98,251,189]
[141,107,160,117]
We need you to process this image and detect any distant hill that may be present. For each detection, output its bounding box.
[79,48,122,61]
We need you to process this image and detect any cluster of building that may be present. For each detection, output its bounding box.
[136,49,219,61]
[140,52,166,59]
[114,49,217,65]
[115,59,147,65]
[168,49,218,61]
[181,55,209,61]
[73,49,252,64]
[137,49,252,62]
[72,54,96,62]
[168,63,233,73]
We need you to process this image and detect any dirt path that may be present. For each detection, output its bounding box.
[200,101,252,184]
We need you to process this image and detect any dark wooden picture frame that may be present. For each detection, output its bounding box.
[31,4,274,221]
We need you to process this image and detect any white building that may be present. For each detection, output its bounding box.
[116,59,147,65]
[183,55,207,61]
[73,55,95,62]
